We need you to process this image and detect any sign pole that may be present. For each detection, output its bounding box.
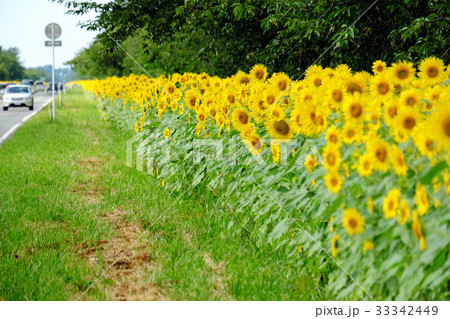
[52,24,56,121]
[45,23,61,121]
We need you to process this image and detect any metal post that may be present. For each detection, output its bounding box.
[52,24,55,121]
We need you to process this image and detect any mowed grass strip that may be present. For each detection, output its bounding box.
[0,88,323,300]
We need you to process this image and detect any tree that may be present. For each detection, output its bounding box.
[0,46,24,80]
[55,0,449,77]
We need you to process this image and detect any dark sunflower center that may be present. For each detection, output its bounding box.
[403,116,416,130]
[375,148,387,162]
[398,69,408,79]
[388,106,397,118]
[331,177,338,186]
[240,77,249,85]
[258,100,265,110]
[330,134,337,143]
[198,114,205,121]
[348,218,357,228]
[388,201,394,210]
[350,103,362,117]
[332,90,342,102]
[406,97,415,106]
[347,130,355,138]
[313,78,322,87]
[278,81,287,91]
[266,95,275,105]
[274,120,290,135]
[327,154,336,165]
[363,161,370,170]
[227,95,235,104]
[168,86,175,93]
[377,66,383,72]
[189,98,196,106]
[443,118,450,138]
[426,66,438,78]
[255,70,264,79]
[347,83,362,94]
[377,82,389,95]
[238,112,249,124]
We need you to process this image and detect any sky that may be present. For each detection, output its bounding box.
[0,0,111,68]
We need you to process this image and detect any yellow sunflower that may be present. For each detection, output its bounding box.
[263,86,280,108]
[163,128,170,139]
[184,89,201,109]
[384,97,399,127]
[231,108,252,132]
[324,171,343,194]
[414,130,439,159]
[399,88,423,109]
[357,153,373,177]
[426,102,450,151]
[363,240,374,253]
[398,199,410,225]
[269,72,292,93]
[223,88,238,106]
[390,60,416,86]
[271,140,280,163]
[342,208,365,235]
[331,234,339,257]
[372,60,387,74]
[418,56,446,86]
[267,103,285,120]
[342,92,368,123]
[390,145,408,176]
[322,143,342,171]
[370,73,394,102]
[342,122,362,144]
[414,184,429,216]
[382,188,401,219]
[196,110,207,123]
[243,134,264,155]
[234,71,251,86]
[325,126,342,147]
[366,137,389,172]
[266,118,293,140]
[324,78,347,110]
[249,64,268,82]
[393,106,420,138]
[304,154,318,173]
[290,106,303,134]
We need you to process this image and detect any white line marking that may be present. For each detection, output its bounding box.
[0,97,53,145]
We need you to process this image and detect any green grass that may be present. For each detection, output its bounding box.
[0,88,324,300]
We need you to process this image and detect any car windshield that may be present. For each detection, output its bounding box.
[7,86,30,94]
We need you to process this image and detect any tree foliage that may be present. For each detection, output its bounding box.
[56,0,449,77]
[0,46,25,80]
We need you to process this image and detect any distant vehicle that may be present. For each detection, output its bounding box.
[0,83,6,98]
[2,85,34,111]
[47,81,61,93]
[34,81,45,91]
[20,79,34,86]
[20,79,35,92]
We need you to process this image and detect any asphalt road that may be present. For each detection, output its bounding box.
[0,91,53,144]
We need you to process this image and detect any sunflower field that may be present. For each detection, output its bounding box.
[77,57,450,300]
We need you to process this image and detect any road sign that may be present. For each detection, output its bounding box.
[45,40,62,47]
[45,23,61,39]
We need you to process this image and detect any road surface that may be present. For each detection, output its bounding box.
[0,92,53,145]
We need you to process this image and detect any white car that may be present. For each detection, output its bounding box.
[2,85,34,111]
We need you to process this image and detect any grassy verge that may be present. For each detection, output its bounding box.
[0,88,323,300]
